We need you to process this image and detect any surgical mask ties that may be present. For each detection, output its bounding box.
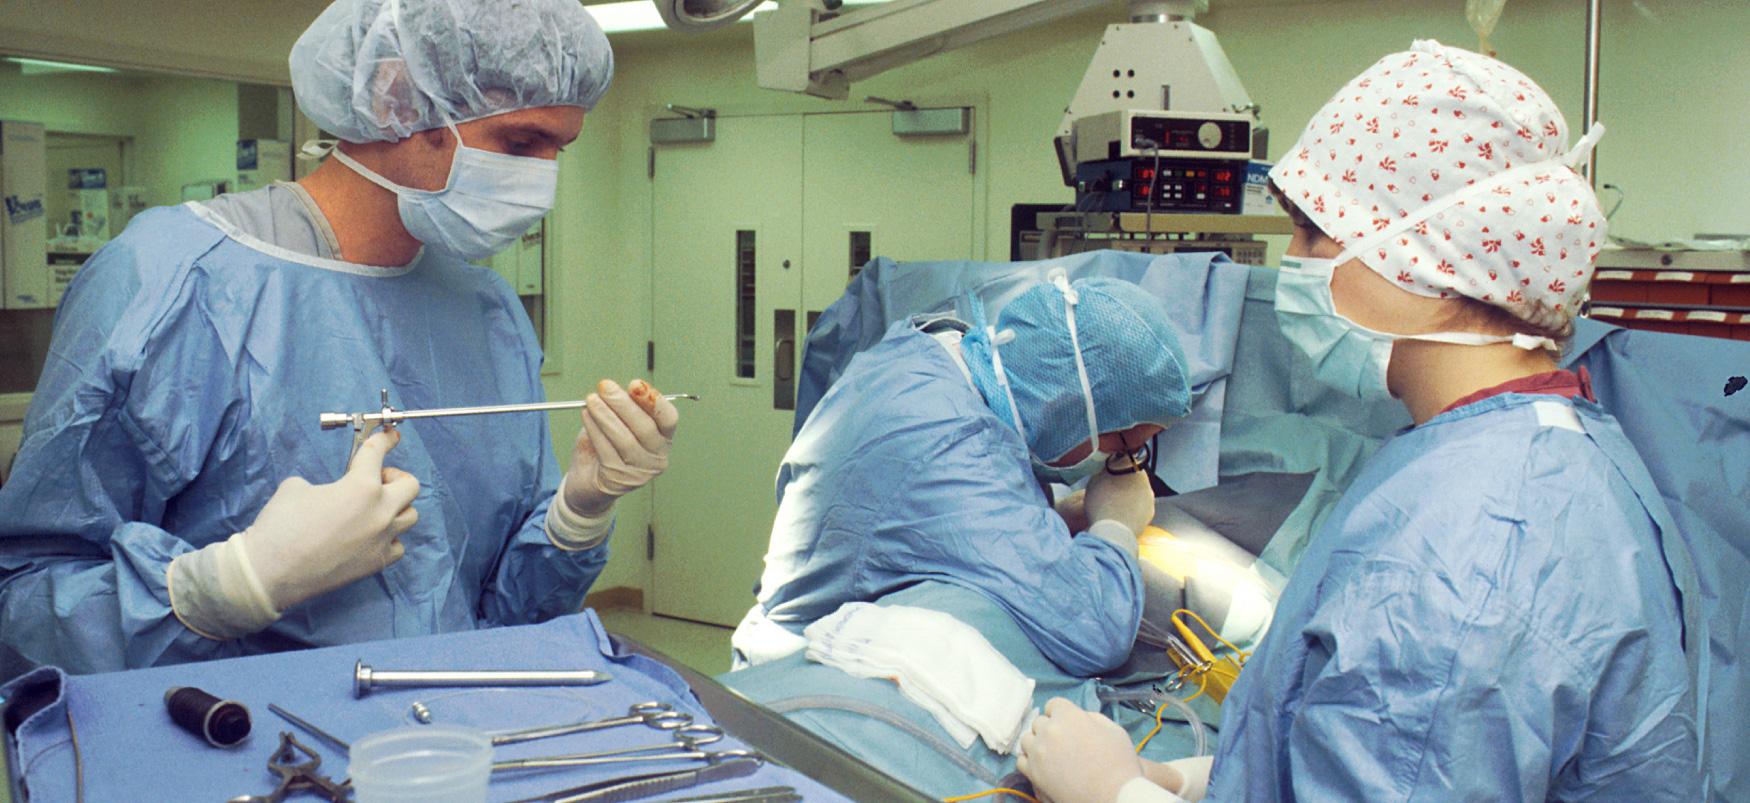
[988,325,1109,484]
[1275,256,1564,401]
[324,122,557,261]
[1021,271,1109,484]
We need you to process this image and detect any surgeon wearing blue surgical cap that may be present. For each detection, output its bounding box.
[0,0,678,675]
[733,272,1194,677]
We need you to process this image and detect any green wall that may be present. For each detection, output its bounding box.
[556,0,1749,595]
[3,0,1744,599]
[0,64,239,210]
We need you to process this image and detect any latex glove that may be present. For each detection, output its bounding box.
[242,430,421,611]
[1085,467,1154,537]
[561,379,680,515]
[1054,488,1091,533]
[1017,698,1145,803]
[1142,756,1213,801]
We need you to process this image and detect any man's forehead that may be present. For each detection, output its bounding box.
[475,107,586,142]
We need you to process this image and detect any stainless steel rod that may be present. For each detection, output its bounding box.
[493,750,722,773]
[1581,0,1601,186]
[267,703,351,752]
[353,660,612,698]
[321,393,699,431]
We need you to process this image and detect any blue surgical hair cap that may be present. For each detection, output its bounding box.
[963,276,1192,461]
[291,0,614,143]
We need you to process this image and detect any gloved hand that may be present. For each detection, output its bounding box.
[561,379,680,515]
[1054,488,1091,533]
[1143,756,1213,800]
[1085,467,1154,537]
[242,429,421,611]
[1017,698,1145,803]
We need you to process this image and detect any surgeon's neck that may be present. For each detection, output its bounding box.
[298,152,423,268]
[1387,340,1561,425]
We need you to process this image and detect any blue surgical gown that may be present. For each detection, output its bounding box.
[740,318,1144,677]
[0,203,607,675]
[1206,391,1701,801]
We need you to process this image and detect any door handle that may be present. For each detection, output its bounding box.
[774,337,795,382]
[773,308,797,411]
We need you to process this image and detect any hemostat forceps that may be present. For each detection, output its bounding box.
[507,755,766,803]
[228,732,352,803]
[492,725,751,773]
[488,701,695,747]
[320,389,700,466]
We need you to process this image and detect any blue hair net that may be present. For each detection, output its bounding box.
[962,276,1192,462]
[290,0,615,143]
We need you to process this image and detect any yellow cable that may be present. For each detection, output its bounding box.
[1182,672,1208,703]
[1134,698,1170,753]
[943,788,1040,803]
[1172,608,1251,663]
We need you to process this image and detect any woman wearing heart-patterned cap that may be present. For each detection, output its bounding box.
[1017,40,1705,803]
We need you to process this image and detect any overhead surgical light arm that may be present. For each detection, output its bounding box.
[751,0,1113,99]
[659,0,1258,186]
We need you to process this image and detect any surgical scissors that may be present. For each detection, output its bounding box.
[492,725,748,773]
[488,701,694,747]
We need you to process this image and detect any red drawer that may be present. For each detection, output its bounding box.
[1712,279,1750,307]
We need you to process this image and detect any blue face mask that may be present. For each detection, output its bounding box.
[330,122,557,261]
[1275,256,1560,401]
[1031,447,1110,486]
[1273,256,1396,402]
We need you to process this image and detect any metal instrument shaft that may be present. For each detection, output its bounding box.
[354,660,612,698]
[320,393,700,431]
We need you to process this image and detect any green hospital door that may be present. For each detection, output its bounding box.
[650,109,978,626]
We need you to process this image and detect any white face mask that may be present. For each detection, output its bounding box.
[327,122,557,261]
[1274,255,1558,401]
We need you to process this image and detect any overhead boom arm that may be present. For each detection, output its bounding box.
[752,0,1114,99]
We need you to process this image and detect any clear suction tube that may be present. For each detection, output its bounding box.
[1098,686,1209,757]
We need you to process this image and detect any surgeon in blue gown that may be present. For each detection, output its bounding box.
[0,0,680,676]
[1018,41,1705,803]
[733,271,1194,678]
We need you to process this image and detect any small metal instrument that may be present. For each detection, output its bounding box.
[652,788,801,803]
[320,389,700,464]
[353,660,612,698]
[507,755,765,803]
[489,701,694,747]
[492,725,736,773]
[228,732,352,803]
[267,703,351,753]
